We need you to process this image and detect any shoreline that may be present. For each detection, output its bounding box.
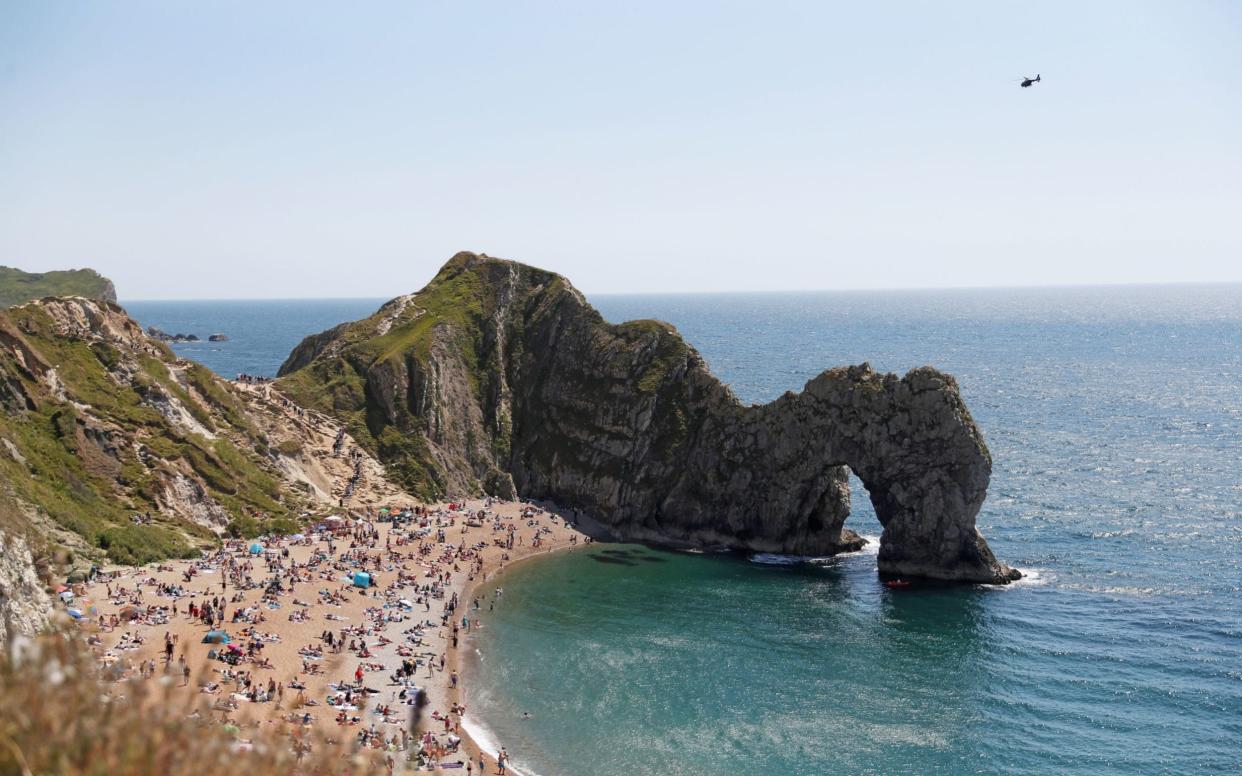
[70,497,588,773]
[445,522,588,776]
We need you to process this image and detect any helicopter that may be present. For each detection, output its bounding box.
[1020,74,1041,88]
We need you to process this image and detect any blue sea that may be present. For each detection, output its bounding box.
[125,286,1242,775]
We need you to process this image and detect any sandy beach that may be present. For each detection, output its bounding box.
[67,384,587,772]
[74,498,584,772]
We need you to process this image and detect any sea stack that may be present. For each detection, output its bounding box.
[278,252,1019,583]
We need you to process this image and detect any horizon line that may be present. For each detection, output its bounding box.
[118,278,1242,303]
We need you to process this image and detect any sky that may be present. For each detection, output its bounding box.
[1,1,1240,299]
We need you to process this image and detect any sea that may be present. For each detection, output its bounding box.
[124,285,1242,775]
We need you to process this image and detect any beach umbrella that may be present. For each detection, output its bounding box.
[67,609,83,619]
[119,605,141,621]
[291,533,305,540]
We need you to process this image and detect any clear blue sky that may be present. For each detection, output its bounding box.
[1,1,1239,299]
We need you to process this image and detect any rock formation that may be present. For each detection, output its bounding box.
[279,252,1018,583]
[147,326,200,343]
[0,531,53,648]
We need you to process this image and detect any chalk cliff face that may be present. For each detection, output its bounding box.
[0,531,53,648]
[279,253,1018,583]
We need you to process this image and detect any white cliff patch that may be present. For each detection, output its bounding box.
[0,532,53,648]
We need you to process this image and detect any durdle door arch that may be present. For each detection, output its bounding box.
[277,254,1018,583]
[792,365,1019,583]
[644,363,1020,583]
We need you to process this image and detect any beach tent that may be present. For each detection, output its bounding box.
[67,609,83,619]
[249,543,264,555]
[58,590,74,604]
[119,605,141,622]
[203,629,231,645]
[351,572,372,588]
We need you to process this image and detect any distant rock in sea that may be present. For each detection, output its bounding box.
[278,251,1019,583]
[208,333,229,342]
[0,266,117,308]
[146,326,199,343]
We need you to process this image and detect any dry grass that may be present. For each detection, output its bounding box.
[0,631,394,775]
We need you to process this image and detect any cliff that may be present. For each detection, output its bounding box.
[0,266,118,307]
[279,252,1018,583]
[0,297,318,572]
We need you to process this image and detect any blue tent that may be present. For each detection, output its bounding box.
[203,629,231,644]
[352,572,372,588]
[249,543,264,555]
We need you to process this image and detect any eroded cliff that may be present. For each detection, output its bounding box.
[0,297,336,570]
[279,253,1018,582]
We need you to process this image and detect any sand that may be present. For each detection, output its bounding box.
[71,384,587,772]
[75,500,584,771]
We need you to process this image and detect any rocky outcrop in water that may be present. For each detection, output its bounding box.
[278,252,1018,583]
[147,326,200,343]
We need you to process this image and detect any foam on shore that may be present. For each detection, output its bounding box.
[749,534,881,566]
[460,715,540,776]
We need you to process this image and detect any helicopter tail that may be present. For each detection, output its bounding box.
[1035,74,1041,82]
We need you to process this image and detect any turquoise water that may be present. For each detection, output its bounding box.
[124,286,1242,774]
[466,286,1242,775]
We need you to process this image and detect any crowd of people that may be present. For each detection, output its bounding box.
[73,498,578,772]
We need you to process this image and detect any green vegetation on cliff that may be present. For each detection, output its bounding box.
[277,252,698,501]
[0,266,117,307]
[0,298,299,567]
[279,253,503,498]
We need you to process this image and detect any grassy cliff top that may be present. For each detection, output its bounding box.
[0,266,118,307]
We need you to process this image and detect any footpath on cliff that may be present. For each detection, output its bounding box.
[71,382,587,773]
